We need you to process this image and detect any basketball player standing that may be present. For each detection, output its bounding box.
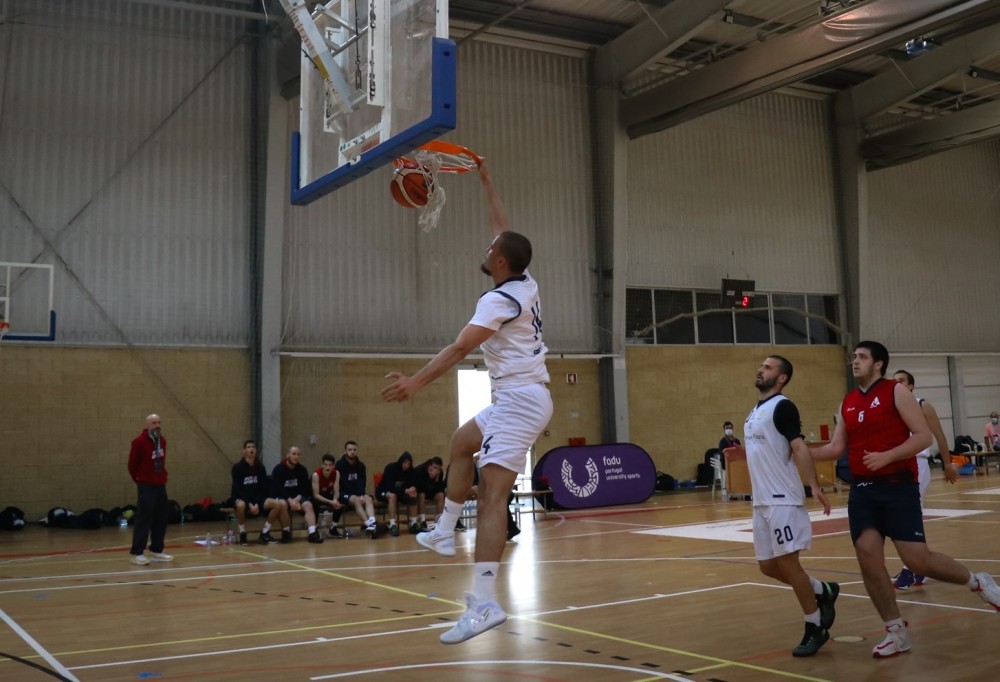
[381,160,552,644]
[811,341,1000,658]
[728,355,838,657]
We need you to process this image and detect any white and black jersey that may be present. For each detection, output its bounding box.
[744,394,805,507]
[469,271,549,388]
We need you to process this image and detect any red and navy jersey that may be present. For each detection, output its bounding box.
[314,468,338,498]
[842,378,916,479]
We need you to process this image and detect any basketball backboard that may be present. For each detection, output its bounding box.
[280,0,456,205]
[0,262,56,341]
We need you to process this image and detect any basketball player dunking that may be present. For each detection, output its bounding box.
[381,160,552,644]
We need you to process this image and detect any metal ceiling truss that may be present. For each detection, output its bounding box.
[620,0,1000,139]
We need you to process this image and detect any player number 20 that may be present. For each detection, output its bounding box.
[774,526,794,544]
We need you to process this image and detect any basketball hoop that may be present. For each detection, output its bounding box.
[393,141,482,232]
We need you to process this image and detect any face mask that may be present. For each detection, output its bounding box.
[992,418,999,425]
[724,429,733,437]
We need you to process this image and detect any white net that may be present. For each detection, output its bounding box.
[409,146,480,232]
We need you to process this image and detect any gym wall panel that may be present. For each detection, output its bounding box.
[281,40,596,352]
[0,346,250,518]
[0,1,252,346]
[958,355,1000,438]
[890,354,954,452]
[626,345,847,480]
[866,141,1000,351]
[626,92,839,295]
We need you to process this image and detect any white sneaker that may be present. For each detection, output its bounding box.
[130,554,150,566]
[416,528,456,557]
[872,625,912,658]
[973,572,1000,612]
[440,593,508,644]
[150,552,173,563]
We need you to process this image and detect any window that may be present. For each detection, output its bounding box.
[695,292,733,344]
[735,293,770,344]
[625,287,839,346]
[655,290,695,344]
[625,288,654,344]
[772,293,808,345]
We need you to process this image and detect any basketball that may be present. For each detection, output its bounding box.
[389,165,431,208]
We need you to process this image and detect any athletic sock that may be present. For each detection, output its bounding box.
[885,617,905,632]
[389,518,397,527]
[308,525,316,534]
[262,522,271,534]
[366,516,376,526]
[810,577,824,595]
[472,562,500,603]
[967,572,979,590]
[238,524,246,533]
[436,499,462,534]
[804,610,821,626]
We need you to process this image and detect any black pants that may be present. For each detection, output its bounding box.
[131,483,169,555]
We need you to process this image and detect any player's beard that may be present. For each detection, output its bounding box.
[480,262,491,276]
[754,375,777,391]
[150,427,162,439]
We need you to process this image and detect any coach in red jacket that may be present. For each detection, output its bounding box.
[127,414,173,566]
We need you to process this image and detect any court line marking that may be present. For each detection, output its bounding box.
[53,611,457,659]
[747,581,999,614]
[0,607,79,681]
[309,660,692,680]
[513,616,832,682]
[68,623,449,670]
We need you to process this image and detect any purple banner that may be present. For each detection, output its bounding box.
[533,443,656,509]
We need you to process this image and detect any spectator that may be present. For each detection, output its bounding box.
[985,411,1000,452]
[231,439,287,545]
[311,453,345,538]
[127,413,172,566]
[271,446,323,543]
[718,421,741,469]
[413,456,446,531]
[375,451,417,536]
[336,440,377,537]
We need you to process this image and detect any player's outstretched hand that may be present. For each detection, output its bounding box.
[382,372,417,402]
[814,488,831,516]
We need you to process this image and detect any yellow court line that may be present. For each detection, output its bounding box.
[234,548,462,605]
[516,617,834,682]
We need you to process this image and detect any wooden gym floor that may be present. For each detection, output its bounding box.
[1,473,998,682]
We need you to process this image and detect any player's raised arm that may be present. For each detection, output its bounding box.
[478,160,508,239]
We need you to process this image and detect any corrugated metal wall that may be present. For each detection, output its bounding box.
[626,92,840,294]
[866,140,1000,351]
[0,0,251,346]
[281,40,596,352]
[890,354,955,450]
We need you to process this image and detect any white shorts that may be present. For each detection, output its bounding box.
[474,382,553,473]
[752,505,813,561]
[917,456,930,505]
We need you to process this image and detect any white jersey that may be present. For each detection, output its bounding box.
[744,394,805,507]
[468,271,549,388]
[915,397,930,458]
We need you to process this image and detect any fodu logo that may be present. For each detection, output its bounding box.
[560,458,600,498]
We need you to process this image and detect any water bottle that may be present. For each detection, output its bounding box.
[205,531,212,547]
[118,515,128,529]
[226,529,234,545]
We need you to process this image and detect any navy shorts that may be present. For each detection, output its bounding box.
[848,478,924,544]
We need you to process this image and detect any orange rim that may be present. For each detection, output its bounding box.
[394,141,482,173]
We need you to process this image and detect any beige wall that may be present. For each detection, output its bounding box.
[279,356,604,479]
[0,345,844,519]
[0,347,251,518]
[627,345,848,481]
